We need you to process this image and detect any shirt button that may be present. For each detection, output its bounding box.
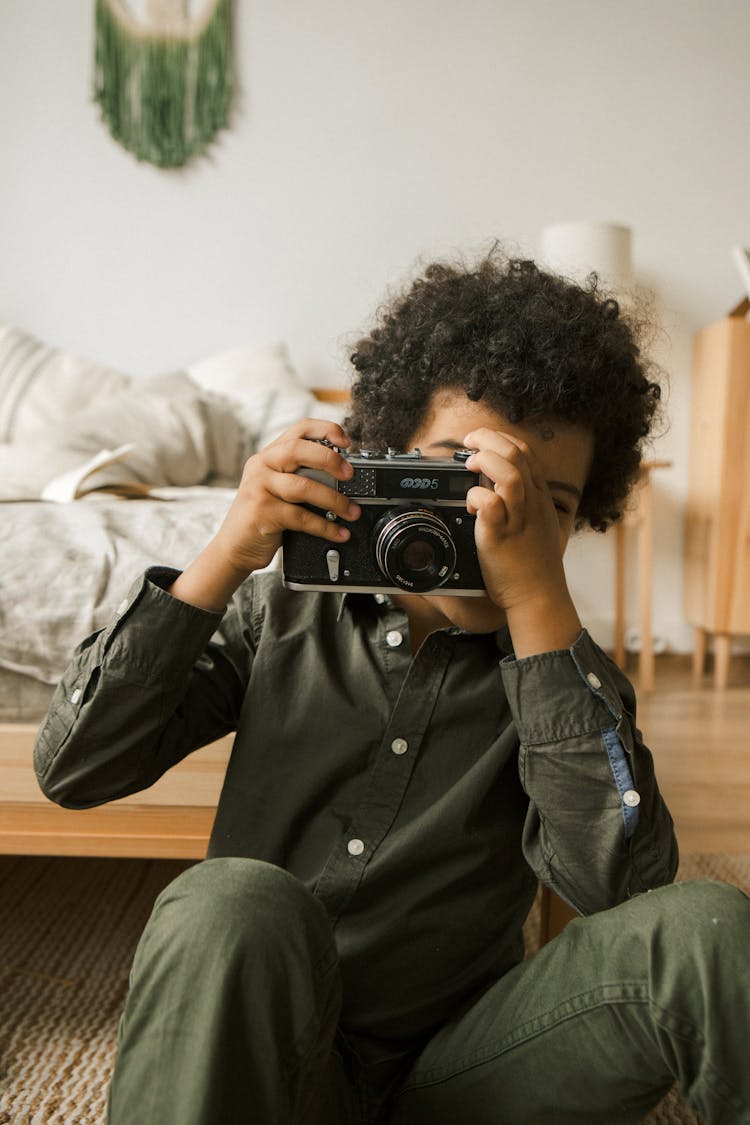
[623,789,641,808]
[70,688,81,704]
[347,838,365,856]
[586,672,602,690]
[391,737,408,756]
[386,630,404,648]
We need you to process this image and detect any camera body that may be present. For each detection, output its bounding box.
[282,443,486,596]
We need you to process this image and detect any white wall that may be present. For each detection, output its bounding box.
[2,0,749,653]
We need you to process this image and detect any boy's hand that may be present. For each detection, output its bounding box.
[462,428,581,654]
[213,419,361,577]
[168,420,360,611]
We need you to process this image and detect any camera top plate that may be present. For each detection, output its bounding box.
[300,441,482,504]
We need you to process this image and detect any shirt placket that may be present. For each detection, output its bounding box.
[313,606,455,921]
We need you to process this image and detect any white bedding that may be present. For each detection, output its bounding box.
[0,324,347,693]
[0,490,236,684]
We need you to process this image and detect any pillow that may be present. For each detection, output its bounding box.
[0,324,132,441]
[0,329,323,501]
[0,367,252,501]
[187,341,320,447]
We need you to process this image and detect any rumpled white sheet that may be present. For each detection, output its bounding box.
[0,489,237,684]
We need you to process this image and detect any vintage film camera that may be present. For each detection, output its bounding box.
[282,442,487,596]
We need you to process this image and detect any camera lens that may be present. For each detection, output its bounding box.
[374,508,457,592]
[401,539,436,573]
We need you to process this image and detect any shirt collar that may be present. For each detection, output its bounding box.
[337,590,514,654]
[337,589,399,619]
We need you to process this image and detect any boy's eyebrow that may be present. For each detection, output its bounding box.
[547,480,582,501]
[425,439,471,452]
[424,440,583,501]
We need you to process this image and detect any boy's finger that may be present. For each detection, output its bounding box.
[264,433,354,480]
[281,417,351,446]
[466,485,510,528]
[282,503,353,543]
[270,469,361,522]
[464,428,546,493]
[464,448,527,519]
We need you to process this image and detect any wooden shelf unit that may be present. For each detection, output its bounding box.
[684,307,750,689]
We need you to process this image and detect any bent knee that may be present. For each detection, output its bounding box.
[670,877,749,932]
[163,856,309,908]
[640,878,749,957]
[150,858,331,949]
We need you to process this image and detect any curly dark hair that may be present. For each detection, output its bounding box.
[345,250,663,532]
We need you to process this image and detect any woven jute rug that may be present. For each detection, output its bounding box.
[1,853,747,1124]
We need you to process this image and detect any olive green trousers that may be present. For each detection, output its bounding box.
[107,858,749,1125]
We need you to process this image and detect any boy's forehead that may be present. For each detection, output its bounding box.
[410,392,531,444]
[408,389,594,491]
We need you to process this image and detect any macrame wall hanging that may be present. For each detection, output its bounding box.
[93,0,234,169]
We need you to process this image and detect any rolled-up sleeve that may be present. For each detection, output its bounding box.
[34,567,249,809]
[501,629,678,915]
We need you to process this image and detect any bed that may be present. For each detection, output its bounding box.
[0,323,348,858]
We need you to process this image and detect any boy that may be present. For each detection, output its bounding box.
[35,252,749,1124]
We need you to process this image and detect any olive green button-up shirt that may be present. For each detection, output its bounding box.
[35,568,677,1048]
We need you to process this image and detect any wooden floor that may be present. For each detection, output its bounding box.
[627,653,750,853]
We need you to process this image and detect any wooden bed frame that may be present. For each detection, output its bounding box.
[1,722,231,858]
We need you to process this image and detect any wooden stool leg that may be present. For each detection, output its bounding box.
[692,627,707,686]
[613,521,626,668]
[714,634,732,690]
[637,473,655,692]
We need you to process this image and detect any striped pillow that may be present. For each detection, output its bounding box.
[0,325,132,441]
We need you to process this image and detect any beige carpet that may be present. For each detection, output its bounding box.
[1,853,747,1125]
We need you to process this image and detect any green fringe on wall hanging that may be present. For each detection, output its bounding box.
[93,0,233,169]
